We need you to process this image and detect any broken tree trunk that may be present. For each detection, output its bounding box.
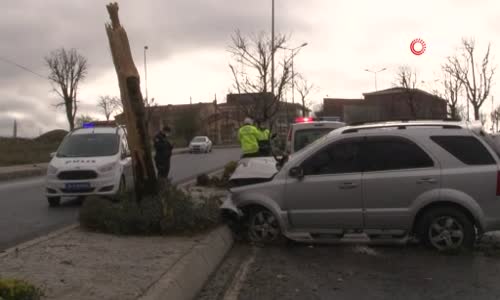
[105,2,158,201]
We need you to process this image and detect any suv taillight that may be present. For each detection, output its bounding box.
[497,172,500,196]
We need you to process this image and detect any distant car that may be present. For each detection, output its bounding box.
[286,117,346,154]
[189,136,213,153]
[45,124,133,207]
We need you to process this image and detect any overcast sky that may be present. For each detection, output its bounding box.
[1,0,499,137]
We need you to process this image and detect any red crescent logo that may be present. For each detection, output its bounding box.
[410,38,426,55]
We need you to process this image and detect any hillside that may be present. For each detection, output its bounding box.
[0,130,68,167]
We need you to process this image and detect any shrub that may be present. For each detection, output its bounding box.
[196,174,210,186]
[0,278,42,300]
[79,184,221,235]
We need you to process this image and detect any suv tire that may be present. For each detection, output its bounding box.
[416,207,475,253]
[47,197,61,207]
[247,208,282,244]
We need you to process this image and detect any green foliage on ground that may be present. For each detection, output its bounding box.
[79,184,221,235]
[0,130,67,166]
[0,278,43,300]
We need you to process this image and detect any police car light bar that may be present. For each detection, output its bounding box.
[83,123,95,128]
[295,117,314,123]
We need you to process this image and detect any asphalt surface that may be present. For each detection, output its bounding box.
[0,148,241,251]
[198,235,500,300]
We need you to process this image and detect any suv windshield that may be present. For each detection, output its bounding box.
[294,128,333,152]
[57,133,119,157]
[192,137,206,143]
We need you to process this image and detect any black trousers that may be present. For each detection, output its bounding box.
[155,157,171,178]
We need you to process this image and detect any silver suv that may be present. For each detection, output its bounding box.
[221,120,500,252]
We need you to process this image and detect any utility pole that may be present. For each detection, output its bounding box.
[13,119,17,138]
[365,68,387,91]
[144,46,149,101]
[271,0,275,97]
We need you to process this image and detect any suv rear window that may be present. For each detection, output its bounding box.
[431,136,495,165]
[362,136,434,171]
[294,128,333,152]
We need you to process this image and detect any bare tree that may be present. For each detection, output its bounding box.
[97,95,116,121]
[436,68,464,120]
[443,38,496,120]
[295,74,315,117]
[480,111,488,127]
[228,30,293,124]
[106,2,158,199]
[395,65,419,118]
[491,104,500,132]
[75,114,97,128]
[45,48,88,130]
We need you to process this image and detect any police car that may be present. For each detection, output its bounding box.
[286,117,346,154]
[45,123,133,207]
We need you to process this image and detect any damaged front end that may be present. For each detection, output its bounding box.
[220,157,280,235]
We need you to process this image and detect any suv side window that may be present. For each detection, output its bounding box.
[431,136,495,165]
[302,139,362,175]
[363,136,434,172]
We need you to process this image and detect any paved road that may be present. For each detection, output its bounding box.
[199,235,500,300]
[0,148,241,251]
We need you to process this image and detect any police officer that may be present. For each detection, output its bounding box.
[154,126,173,179]
[257,122,271,156]
[238,118,261,158]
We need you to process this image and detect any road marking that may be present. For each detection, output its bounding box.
[222,247,259,300]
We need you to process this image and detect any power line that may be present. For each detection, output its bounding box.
[0,56,46,79]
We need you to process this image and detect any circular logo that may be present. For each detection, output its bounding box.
[410,38,426,55]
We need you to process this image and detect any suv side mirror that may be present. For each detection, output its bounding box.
[289,166,304,179]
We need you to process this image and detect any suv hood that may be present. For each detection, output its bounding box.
[230,157,278,180]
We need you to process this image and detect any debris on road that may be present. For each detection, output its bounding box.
[353,245,378,256]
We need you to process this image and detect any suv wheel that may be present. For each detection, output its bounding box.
[247,208,281,244]
[416,207,475,252]
[47,197,61,207]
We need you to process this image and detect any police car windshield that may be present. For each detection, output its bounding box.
[57,133,119,157]
[294,128,334,152]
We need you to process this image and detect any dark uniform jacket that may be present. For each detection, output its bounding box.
[154,132,173,164]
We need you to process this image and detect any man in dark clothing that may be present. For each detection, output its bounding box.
[154,126,173,179]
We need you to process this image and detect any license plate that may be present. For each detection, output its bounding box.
[65,183,91,190]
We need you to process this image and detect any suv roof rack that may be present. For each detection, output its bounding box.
[342,123,463,134]
[347,118,461,126]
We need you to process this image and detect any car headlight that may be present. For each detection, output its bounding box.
[98,162,117,173]
[47,165,58,175]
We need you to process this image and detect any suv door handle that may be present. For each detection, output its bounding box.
[339,182,358,189]
[417,178,437,184]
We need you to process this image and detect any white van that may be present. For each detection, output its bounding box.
[45,125,133,207]
[286,117,346,154]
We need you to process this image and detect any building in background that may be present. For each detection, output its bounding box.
[322,87,447,124]
[114,93,303,145]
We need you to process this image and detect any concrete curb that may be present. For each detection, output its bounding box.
[138,226,234,300]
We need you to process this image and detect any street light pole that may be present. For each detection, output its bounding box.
[365,68,387,91]
[144,46,149,101]
[271,0,275,97]
[281,43,308,121]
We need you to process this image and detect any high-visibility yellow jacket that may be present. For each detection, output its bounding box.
[238,125,261,154]
[258,129,270,141]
